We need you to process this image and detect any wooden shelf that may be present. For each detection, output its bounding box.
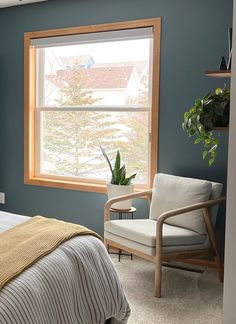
[205,70,231,78]
[204,70,230,132]
[212,127,229,131]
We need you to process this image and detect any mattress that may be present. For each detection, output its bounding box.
[0,211,130,324]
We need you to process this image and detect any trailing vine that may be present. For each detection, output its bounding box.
[183,87,230,166]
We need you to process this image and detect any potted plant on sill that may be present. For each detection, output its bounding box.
[101,147,136,210]
[182,87,230,166]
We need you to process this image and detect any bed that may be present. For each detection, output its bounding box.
[0,211,130,324]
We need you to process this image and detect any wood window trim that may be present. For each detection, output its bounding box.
[24,17,161,193]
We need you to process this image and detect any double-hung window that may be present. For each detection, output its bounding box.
[24,18,161,192]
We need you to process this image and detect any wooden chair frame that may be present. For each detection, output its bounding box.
[104,190,225,297]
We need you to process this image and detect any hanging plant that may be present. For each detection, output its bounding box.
[183,87,230,166]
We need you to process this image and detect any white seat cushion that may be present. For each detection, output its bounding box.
[149,173,212,234]
[104,219,206,247]
[105,231,209,256]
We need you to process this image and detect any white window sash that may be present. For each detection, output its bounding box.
[34,107,151,179]
[36,106,150,112]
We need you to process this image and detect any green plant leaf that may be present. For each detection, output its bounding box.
[202,150,208,160]
[114,150,121,172]
[189,128,196,136]
[100,146,115,181]
[195,99,201,107]
[211,151,217,158]
[115,165,125,184]
[119,170,126,185]
[101,146,136,185]
[205,139,211,146]
[208,158,215,167]
[194,137,202,144]
[209,144,217,153]
[182,87,230,166]
[122,173,137,185]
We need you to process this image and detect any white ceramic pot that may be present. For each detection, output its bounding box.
[107,183,134,210]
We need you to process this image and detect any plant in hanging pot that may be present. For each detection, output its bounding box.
[101,147,137,210]
[182,87,230,166]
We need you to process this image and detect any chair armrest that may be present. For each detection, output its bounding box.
[156,196,226,227]
[154,196,226,279]
[104,189,152,222]
[155,196,226,249]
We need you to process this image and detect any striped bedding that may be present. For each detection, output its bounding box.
[0,212,130,324]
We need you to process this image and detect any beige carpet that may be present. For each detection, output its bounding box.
[111,255,223,324]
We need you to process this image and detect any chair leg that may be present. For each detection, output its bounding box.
[155,253,162,297]
[155,220,163,297]
[214,255,224,282]
[203,208,224,283]
[104,238,108,250]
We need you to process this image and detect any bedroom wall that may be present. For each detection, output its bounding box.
[0,0,233,253]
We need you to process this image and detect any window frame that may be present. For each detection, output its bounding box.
[24,18,161,193]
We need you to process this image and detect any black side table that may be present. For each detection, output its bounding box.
[110,207,136,262]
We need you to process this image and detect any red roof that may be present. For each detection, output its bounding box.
[47,66,134,90]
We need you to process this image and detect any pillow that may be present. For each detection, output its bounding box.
[0,224,10,232]
[149,173,212,234]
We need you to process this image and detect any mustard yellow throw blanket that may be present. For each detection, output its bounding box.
[0,216,101,289]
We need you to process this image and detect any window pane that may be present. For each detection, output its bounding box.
[40,111,149,184]
[39,38,152,108]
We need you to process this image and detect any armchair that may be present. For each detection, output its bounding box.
[104,173,225,297]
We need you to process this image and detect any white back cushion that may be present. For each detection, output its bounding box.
[149,173,213,234]
[210,182,223,226]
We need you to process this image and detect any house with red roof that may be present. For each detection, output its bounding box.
[45,56,147,106]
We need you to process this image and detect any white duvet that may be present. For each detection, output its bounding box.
[0,212,130,324]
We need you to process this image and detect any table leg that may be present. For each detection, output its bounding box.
[118,249,121,262]
[118,212,122,261]
[110,210,135,261]
[130,211,133,260]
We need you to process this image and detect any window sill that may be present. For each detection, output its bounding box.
[24,176,150,195]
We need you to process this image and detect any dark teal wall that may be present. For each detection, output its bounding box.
[0,0,233,253]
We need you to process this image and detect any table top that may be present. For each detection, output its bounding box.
[110,207,136,213]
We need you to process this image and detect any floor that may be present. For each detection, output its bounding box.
[111,255,223,324]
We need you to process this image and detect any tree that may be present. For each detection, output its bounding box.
[43,68,123,179]
[43,65,150,184]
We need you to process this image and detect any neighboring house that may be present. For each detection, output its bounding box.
[45,56,147,106]
[60,55,95,68]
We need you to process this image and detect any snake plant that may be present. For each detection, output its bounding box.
[100,147,136,185]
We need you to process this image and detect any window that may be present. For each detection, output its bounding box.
[24,18,161,192]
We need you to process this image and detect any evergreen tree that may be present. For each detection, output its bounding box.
[43,67,149,184]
